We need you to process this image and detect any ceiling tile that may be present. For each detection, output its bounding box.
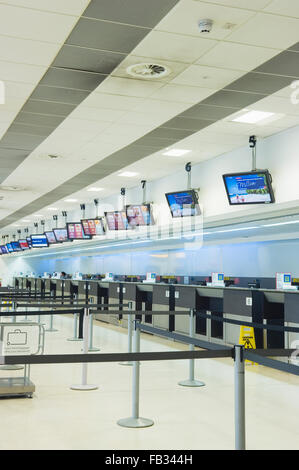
[197,42,280,72]
[200,89,267,108]
[162,116,213,131]
[263,0,299,18]
[155,0,255,40]
[253,51,299,78]
[181,103,237,120]
[82,92,144,110]
[52,45,126,74]
[1,0,90,16]
[0,36,61,67]
[288,42,299,52]
[0,4,79,44]
[96,76,164,97]
[171,64,243,89]
[21,99,76,116]
[225,72,293,94]
[83,0,179,28]
[69,106,126,122]
[149,84,216,104]
[0,132,45,151]
[29,86,90,105]
[132,30,217,64]
[146,127,193,140]
[202,0,271,9]
[0,60,46,84]
[227,12,299,49]
[8,122,55,136]
[66,17,149,54]
[15,112,66,127]
[39,67,107,91]
[247,95,299,116]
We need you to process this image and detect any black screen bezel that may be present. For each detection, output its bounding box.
[222,170,275,205]
[165,189,201,218]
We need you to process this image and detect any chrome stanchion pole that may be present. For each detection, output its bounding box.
[117,320,154,428]
[70,307,98,391]
[119,301,133,366]
[234,345,246,451]
[88,311,100,352]
[68,295,83,341]
[178,309,205,387]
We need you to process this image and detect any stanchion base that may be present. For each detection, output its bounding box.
[70,384,98,391]
[117,417,154,428]
[178,379,205,387]
[119,362,133,366]
[45,328,59,332]
[0,365,24,371]
[88,347,100,352]
[67,338,83,342]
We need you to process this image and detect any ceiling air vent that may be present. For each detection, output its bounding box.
[126,63,170,79]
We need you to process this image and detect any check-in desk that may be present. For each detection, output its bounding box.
[27,277,37,297]
[223,288,264,347]
[95,281,110,323]
[108,282,122,326]
[36,278,45,297]
[78,280,88,305]
[152,284,175,332]
[136,284,153,326]
[120,282,139,329]
[70,281,78,302]
[284,292,299,350]
[195,286,224,344]
[55,279,64,300]
[263,290,285,349]
[87,281,98,305]
[174,286,196,335]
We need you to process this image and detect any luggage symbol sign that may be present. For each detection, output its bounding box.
[7,329,28,346]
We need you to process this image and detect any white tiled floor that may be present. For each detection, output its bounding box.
[0,314,298,450]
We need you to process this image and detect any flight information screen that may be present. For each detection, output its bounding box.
[223,171,274,205]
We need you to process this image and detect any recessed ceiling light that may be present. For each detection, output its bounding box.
[64,198,78,203]
[33,214,44,217]
[162,149,191,157]
[87,187,104,192]
[47,207,58,211]
[118,171,139,177]
[232,110,275,124]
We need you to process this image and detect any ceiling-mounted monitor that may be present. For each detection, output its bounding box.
[11,241,22,252]
[45,231,57,245]
[81,218,105,236]
[53,228,69,243]
[165,190,201,218]
[67,222,91,240]
[18,239,30,250]
[126,204,154,227]
[1,245,8,254]
[104,211,128,231]
[223,170,275,205]
[31,234,49,248]
[26,237,32,248]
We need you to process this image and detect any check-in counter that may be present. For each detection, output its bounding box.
[55,279,64,300]
[120,282,139,329]
[284,292,299,351]
[78,280,88,305]
[152,284,175,332]
[263,290,285,349]
[136,284,154,326]
[87,281,98,305]
[70,281,78,302]
[36,278,45,297]
[108,282,122,326]
[195,287,224,344]
[44,278,52,296]
[26,277,37,297]
[95,281,110,323]
[174,286,196,335]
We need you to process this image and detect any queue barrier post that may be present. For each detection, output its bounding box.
[70,307,98,391]
[234,345,246,451]
[45,296,58,333]
[68,296,83,342]
[178,309,205,388]
[119,301,133,366]
[88,305,100,352]
[117,320,154,428]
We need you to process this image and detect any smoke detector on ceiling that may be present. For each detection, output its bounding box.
[126,63,171,79]
[198,18,213,33]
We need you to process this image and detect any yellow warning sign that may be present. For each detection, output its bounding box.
[239,325,256,365]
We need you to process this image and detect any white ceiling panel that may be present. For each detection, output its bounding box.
[69,105,127,123]
[0,0,91,16]
[0,60,46,84]
[132,30,217,64]
[155,0,255,40]
[201,0,272,10]
[0,35,62,66]
[0,4,80,44]
[263,0,299,18]
[247,95,299,116]
[197,42,280,71]
[82,92,145,111]
[171,64,243,88]
[227,12,299,49]
[148,83,216,104]
[95,76,165,98]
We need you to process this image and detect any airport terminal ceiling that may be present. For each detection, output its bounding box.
[1,0,299,238]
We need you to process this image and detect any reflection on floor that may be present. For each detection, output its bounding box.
[0,313,298,450]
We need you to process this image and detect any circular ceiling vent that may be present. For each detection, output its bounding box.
[0,185,25,191]
[126,63,171,79]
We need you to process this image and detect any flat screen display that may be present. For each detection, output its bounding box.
[26,237,32,247]
[67,223,91,240]
[31,234,49,248]
[6,243,13,253]
[165,190,200,217]
[1,245,8,254]
[45,231,57,244]
[126,204,154,227]
[81,218,105,236]
[223,171,275,205]
[11,241,21,252]
[105,211,128,231]
[18,239,30,250]
[53,228,69,243]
